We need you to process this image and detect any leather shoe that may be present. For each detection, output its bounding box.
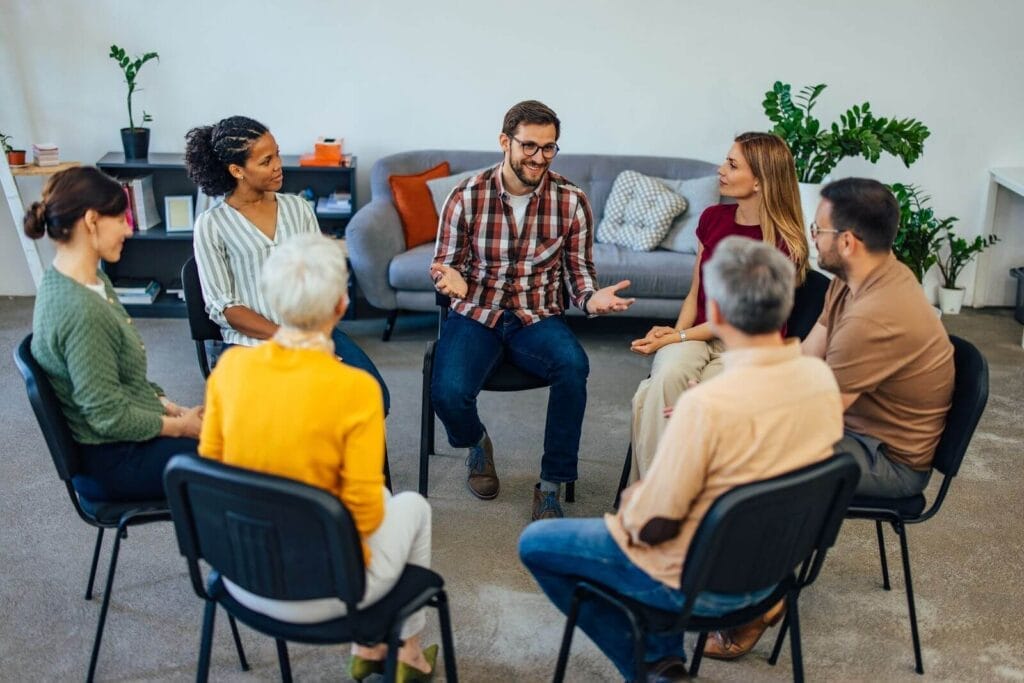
[466,432,499,499]
[645,655,689,682]
[532,483,564,520]
[703,599,786,660]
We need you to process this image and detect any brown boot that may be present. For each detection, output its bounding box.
[466,432,499,500]
[532,483,564,520]
[703,599,786,660]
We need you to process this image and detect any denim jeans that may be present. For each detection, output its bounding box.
[519,518,775,679]
[216,326,390,415]
[75,437,198,501]
[430,311,589,483]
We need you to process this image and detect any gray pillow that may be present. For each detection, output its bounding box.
[656,175,721,254]
[426,167,490,215]
[596,171,687,252]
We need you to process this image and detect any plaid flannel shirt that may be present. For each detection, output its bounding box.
[432,164,598,328]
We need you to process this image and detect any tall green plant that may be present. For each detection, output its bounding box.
[890,183,948,283]
[109,44,159,131]
[936,228,999,290]
[763,81,930,183]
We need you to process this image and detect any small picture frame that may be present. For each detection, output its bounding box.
[164,195,194,233]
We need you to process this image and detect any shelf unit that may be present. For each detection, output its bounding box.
[97,152,358,318]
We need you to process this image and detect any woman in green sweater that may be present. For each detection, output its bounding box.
[26,166,202,502]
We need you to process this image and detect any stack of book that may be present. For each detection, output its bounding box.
[32,143,59,167]
[112,278,161,305]
[120,175,160,231]
[315,191,352,218]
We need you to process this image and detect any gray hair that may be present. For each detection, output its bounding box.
[703,236,795,334]
[262,233,348,330]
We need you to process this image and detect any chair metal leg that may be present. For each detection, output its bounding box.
[553,590,583,683]
[226,613,249,671]
[565,481,575,503]
[384,626,403,683]
[788,594,804,683]
[197,600,217,683]
[435,591,459,683]
[87,525,126,682]
[613,444,633,509]
[895,522,924,674]
[876,521,891,590]
[275,639,293,683]
[689,631,708,676]
[419,342,436,497]
[768,611,790,665]
[382,310,398,341]
[85,528,105,600]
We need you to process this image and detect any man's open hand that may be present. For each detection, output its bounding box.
[587,280,635,315]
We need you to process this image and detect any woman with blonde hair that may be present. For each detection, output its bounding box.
[628,132,808,480]
[199,233,436,681]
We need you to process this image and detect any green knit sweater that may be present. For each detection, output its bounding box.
[31,268,165,444]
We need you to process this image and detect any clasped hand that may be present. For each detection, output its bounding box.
[430,264,468,299]
[630,325,679,355]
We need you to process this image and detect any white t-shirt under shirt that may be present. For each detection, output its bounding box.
[505,191,531,230]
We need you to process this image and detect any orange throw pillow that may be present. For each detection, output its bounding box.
[389,161,451,248]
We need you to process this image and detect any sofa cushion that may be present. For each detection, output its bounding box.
[597,171,687,252]
[592,243,695,299]
[426,167,491,215]
[656,175,721,254]
[389,161,450,249]
[389,243,437,292]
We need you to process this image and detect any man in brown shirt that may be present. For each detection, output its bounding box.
[519,238,843,681]
[802,177,954,498]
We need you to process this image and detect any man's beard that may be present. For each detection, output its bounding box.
[817,246,847,281]
[510,156,548,188]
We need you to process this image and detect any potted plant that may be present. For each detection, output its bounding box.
[1,131,26,166]
[109,44,159,160]
[890,183,947,283]
[935,225,999,315]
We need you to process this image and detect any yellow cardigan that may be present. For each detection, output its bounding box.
[199,341,385,562]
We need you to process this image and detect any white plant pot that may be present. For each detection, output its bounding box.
[798,181,825,271]
[938,287,966,315]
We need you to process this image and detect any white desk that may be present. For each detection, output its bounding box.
[973,167,1024,307]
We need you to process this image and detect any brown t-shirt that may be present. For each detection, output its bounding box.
[819,255,954,470]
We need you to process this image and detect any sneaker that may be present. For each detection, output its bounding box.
[466,432,499,500]
[532,483,564,520]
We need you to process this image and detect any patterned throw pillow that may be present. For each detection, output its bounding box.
[596,171,687,252]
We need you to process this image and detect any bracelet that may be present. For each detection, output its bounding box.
[678,329,687,342]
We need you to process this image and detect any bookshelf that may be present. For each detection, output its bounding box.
[97,152,358,318]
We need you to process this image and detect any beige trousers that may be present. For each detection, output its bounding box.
[629,339,727,482]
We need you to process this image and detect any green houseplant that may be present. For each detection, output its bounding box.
[1,130,26,166]
[935,225,999,314]
[109,44,159,160]
[763,81,931,184]
[890,183,949,283]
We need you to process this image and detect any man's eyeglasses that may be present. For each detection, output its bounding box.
[810,222,841,239]
[511,136,560,159]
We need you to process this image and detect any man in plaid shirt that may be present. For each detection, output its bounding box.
[431,100,634,520]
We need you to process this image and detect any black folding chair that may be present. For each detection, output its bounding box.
[181,256,223,379]
[163,455,458,682]
[14,335,175,681]
[613,270,831,507]
[553,453,861,683]
[419,291,576,502]
[846,335,988,674]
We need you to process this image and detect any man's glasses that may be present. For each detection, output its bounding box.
[810,222,841,239]
[511,136,560,159]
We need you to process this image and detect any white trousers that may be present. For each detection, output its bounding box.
[225,490,433,639]
[630,339,726,483]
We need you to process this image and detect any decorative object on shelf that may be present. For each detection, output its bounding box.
[299,136,351,167]
[934,220,999,315]
[164,195,195,233]
[890,183,947,283]
[109,44,159,160]
[2,130,26,166]
[763,81,931,183]
[31,143,59,167]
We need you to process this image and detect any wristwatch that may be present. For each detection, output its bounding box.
[678,329,687,342]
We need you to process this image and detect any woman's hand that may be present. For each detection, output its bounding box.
[160,397,186,417]
[162,405,204,439]
[630,326,680,355]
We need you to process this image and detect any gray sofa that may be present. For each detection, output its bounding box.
[346,150,718,339]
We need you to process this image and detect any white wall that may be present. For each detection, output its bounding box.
[3,0,1023,302]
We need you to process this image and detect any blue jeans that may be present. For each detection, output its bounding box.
[218,326,390,415]
[431,311,588,483]
[519,519,775,679]
[75,437,198,501]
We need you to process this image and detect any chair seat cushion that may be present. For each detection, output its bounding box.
[849,494,926,517]
[77,495,169,526]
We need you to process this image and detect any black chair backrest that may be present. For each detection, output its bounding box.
[163,455,366,609]
[932,336,988,478]
[787,270,830,341]
[182,257,223,343]
[679,453,861,597]
[13,334,81,480]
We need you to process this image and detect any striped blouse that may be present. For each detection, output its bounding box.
[193,193,318,347]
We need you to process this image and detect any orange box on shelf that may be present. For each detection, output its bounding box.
[299,152,352,167]
[313,137,343,162]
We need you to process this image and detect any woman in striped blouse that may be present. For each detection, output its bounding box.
[184,116,390,412]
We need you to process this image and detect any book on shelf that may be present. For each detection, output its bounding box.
[119,175,159,230]
[316,192,352,217]
[112,279,161,305]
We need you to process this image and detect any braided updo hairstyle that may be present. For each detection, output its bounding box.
[23,166,127,242]
[184,115,269,196]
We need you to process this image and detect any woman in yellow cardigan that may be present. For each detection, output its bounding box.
[199,233,435,681]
